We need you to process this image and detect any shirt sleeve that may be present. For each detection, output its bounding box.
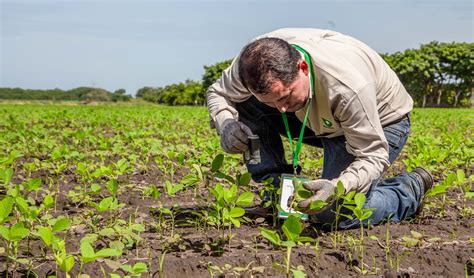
[206,57,253,133]
[333,82,390,193]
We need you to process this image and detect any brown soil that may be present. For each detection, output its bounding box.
[1,163,473,278]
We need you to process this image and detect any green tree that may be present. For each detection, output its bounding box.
[202,59,232,92]
[112,89,131,102]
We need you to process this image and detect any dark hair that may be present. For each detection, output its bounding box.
[238,37,301,94]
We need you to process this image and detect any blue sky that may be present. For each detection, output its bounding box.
[1,0,472,95]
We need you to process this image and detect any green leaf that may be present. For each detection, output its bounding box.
[291,268,306,278]
[52,218,71,233]
[354,193,366,209]
[165,181,184,196]
[236,192,254,207]
[0,196,14,222]
[335,181,345,196]
[309,200,327,211]
[10,223,29,241]
[296,236,313,243]
[181,174,200,186]
[410,230,423,239]
[95,248,122,258]
[230,218,241,228]
[15,196,29,214]
[61,255,75,273]
[98,197,114,211]
[214,172,235,184]
[369,235,378,240]
[426,185,447,197]
[238,173,252,186]
[223,185,238,204]
[121,264,133,273]
[211,154,224,172]
[109,240,125,252]
[456,169,465,183]
[191,164,203,181]
[1,168,13,185]
[132,262,148,273]
[98,228,116,237]
[106,180,119,195]
[130,223,145,232]
[281,240,296,248]
[228,207,245,218]
[80,241,95,258]
[361,210,373,221]
[293,179,312,200]
[259,228,281,246]
[90,184,102,193]
[401,236,419,248]
[282,215,302,242]
[25,178,42,191]
[0,226,9,241]
[37,226,53,247]
[42,195,55,209]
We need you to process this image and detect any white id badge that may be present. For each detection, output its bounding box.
[278,174,309,220]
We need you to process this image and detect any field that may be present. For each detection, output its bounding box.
[0,103,473,277]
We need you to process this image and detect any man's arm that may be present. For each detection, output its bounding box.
[206,57,252,134]
[334,82,390,193]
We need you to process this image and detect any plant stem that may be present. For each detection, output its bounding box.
[159,250,167,278]
[6,242,10,278]
[359,223,364,273]
[286,246,292,275]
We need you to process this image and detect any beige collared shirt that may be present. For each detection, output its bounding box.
[206,28,413,193]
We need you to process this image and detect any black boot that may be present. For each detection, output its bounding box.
[412,167,434,215]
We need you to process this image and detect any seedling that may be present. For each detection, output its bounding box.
[259,215,312,275]
[207,183,254,250]
[109,262,148,278]
[424,171,456,217]
[91,196,125,226]
[330,181,354,249]
[53,239,75,277]
[342,192,374,274]
[79,239,122,275]
[0,222,30,275]
[164,180,185,197]
[401,230,424,248]
[36,216,71,256]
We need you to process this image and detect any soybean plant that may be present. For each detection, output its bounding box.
[260,215,313,277]
[342,193,374,274]
[207,183,254,248]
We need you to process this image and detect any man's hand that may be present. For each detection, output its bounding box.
[298,179,336,214]
[220,119,253,154]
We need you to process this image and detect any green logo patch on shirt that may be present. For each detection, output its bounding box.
[322,118,333,128]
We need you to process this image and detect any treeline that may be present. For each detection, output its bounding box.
[136,80,204,105]
[134,61,230,106]
[137,41,472,107]
[382,42,473,107]
[0,87,132,102]
[2,41,471,107]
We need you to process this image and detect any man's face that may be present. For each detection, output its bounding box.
[254,60,310,113]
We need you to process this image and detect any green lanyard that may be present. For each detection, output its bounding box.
[281,44,315,173]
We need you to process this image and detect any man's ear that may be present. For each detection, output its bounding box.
[299,60,309,75]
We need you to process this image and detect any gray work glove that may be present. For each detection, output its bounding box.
[298,179,336,214]
[220,119,253,154]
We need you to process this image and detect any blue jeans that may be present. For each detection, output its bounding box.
[236,96,424,229]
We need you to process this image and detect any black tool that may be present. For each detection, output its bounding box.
[243,135,261,165]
